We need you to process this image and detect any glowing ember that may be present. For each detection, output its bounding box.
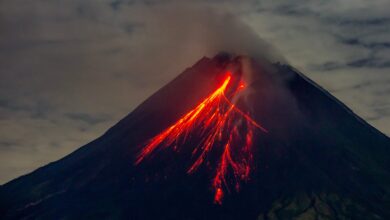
[135,72,267,204]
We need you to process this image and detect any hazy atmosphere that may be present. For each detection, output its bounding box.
[1,0,390,184]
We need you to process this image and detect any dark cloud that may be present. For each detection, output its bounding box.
[64,113,110,125]
[347,57,390,68]
[258,1,390,30]
[110,0,123,11]
[310,56,390,71]
[309,62,344,71]
[337,36,390,50]
[0,141,18,149]
[333,17,390,27]
[271,5,316,17]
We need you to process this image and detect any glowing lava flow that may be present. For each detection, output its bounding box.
[135,72,267,204]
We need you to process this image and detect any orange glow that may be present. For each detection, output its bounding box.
[214,188,224,205]
[239,82,245,89]
[135,72,267,204]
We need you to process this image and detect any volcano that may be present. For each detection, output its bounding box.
[1,53,389,219]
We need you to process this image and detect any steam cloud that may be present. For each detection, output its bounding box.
[130,4,286,80]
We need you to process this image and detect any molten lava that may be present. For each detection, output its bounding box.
[136,72,267,204]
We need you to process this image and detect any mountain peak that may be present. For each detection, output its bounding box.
[1,54,389,219]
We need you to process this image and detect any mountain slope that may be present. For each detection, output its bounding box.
[1,53,389,220]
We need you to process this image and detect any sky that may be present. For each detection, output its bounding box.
[0,0,389,184]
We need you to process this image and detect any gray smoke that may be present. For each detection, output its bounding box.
[131,4,287,76]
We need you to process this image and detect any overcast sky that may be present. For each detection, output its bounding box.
[0,0,389,184]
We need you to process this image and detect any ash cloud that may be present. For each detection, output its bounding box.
[138,4,294,103]
[131,4,286,74]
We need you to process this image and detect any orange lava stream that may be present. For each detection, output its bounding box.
[135,73,267,204]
